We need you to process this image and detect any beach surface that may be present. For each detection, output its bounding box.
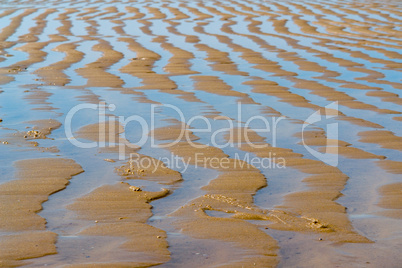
[0,0,401,267]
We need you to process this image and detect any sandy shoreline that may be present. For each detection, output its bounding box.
[0,0,401,267]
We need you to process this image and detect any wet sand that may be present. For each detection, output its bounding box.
[0,0,401,267]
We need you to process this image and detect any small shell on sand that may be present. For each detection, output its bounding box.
[129,186,142,192]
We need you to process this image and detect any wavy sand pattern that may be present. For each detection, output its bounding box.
[0,0,401,267]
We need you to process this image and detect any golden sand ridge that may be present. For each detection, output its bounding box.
[0,158,83,267]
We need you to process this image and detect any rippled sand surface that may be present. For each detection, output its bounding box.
[0,0,401,267]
